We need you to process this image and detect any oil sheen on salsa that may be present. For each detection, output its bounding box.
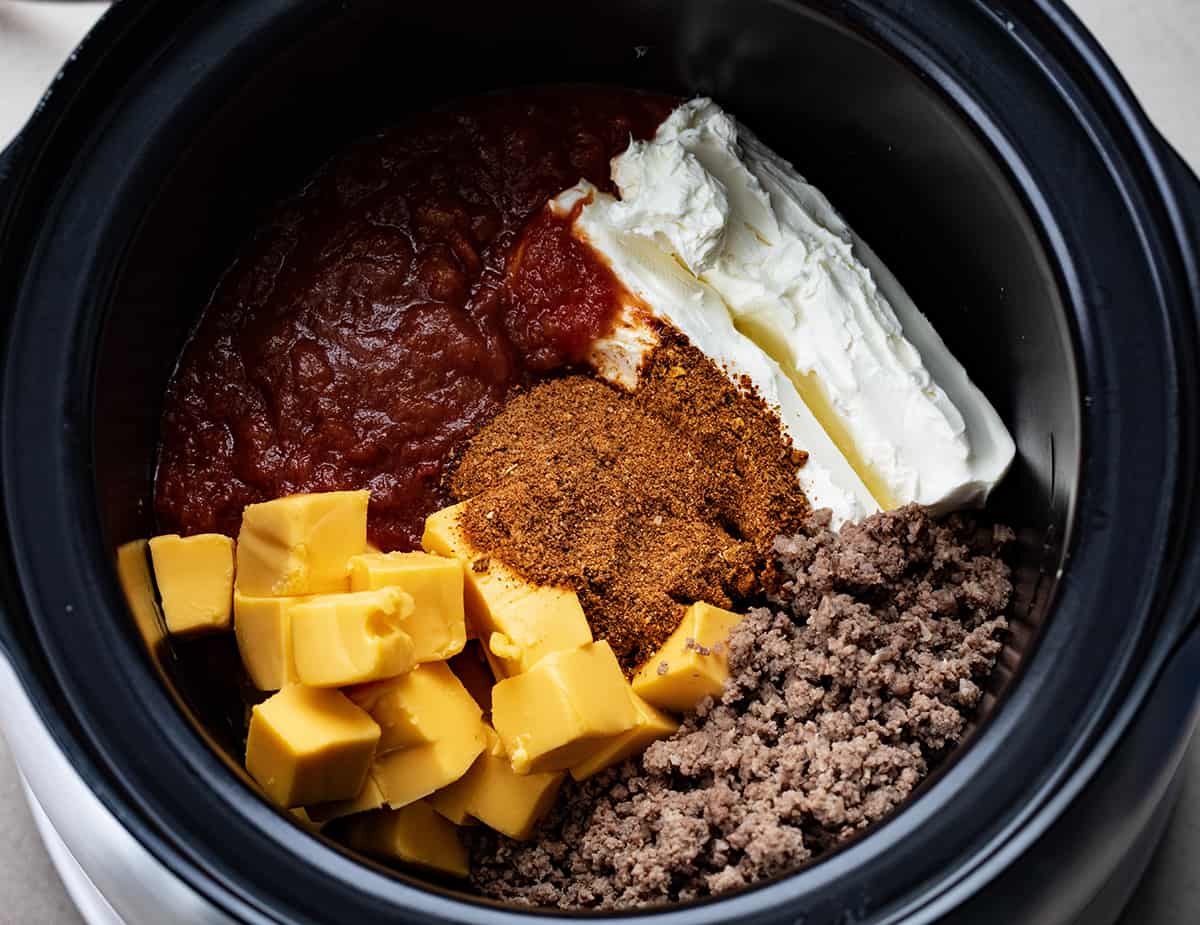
[155,88,673,550]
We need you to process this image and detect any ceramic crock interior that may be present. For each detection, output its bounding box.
[92,0,1076,900]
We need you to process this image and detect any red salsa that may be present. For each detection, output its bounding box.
[155,88,673,550]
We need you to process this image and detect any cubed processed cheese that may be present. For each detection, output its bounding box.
[343,801,468,878]
[353,662,488,807]
[421,502,591,676]
[347,551,466,662]
[491,641,637,774]
[236,490,368,597]
[347,661,482,754]
[234,591,305,690]
[632,601,745,714]
[432,726,564,839]
[571,689,679,781]
[148,533,235,634]
[289,588,416,687]
[372,730,486,809]
[311,664,490,822]
[245,686,380,808]
[307,774,386,824]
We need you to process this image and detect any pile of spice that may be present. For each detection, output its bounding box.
[468,505,1012,907]
[450,337,810,671]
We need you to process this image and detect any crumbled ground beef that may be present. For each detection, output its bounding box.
[469,505,1012,908]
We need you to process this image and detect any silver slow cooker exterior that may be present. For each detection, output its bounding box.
[0,657,236,925]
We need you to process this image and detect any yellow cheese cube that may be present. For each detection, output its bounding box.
[434,726,564,839]
[236,490,369,597]
[372,730,486,809]
[349,662,487,807]
[234,591,306,690]
[148,533,235,634]
[632,601,745,714]
[347,661,482,754]
[245,686,380,808]
[307,775,386,824]
[491,641,637,774]
[343,801,468,878]
[421,502,591,675]
[289,588,415,687]
[571,690,679,781]
[347,551,466,662]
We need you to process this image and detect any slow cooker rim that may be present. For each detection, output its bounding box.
[0,1,1197,923]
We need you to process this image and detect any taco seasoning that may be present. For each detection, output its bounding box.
[452,337,810,671]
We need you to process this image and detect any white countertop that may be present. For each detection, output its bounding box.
[0,1,1197,923]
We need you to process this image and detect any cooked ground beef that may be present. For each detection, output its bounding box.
[469,504,1012,908]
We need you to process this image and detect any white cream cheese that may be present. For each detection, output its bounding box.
[552,182,878,528]
[608,98,1015,514]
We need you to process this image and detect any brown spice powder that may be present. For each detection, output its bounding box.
[450,335,810,671]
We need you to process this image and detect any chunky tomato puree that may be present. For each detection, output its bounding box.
[155,88,673,550]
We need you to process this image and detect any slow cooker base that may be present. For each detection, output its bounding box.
[26,784,126,925]
[0,658,238,925]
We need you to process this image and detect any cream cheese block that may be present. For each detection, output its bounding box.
[603,98,1015,514]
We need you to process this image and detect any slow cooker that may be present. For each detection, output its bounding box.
[1,1,1198,923]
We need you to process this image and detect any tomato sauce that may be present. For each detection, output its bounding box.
[155,88,673,550]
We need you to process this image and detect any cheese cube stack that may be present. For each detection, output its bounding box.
[352,662,487,807]
[348,661,481,755]
[144,491,710,885]
[491,641,637,774]
[372,732,487,810]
